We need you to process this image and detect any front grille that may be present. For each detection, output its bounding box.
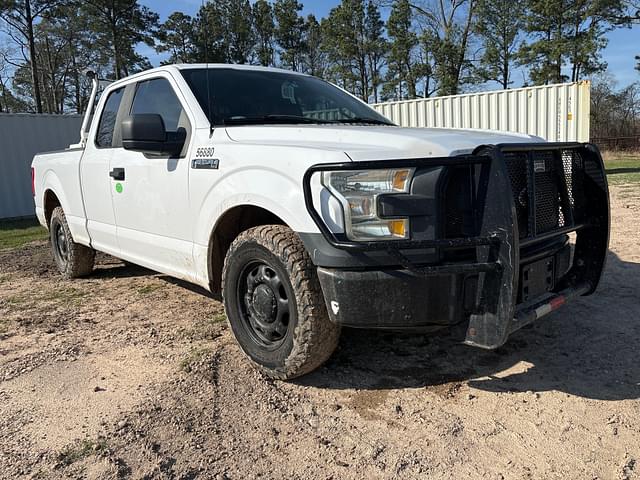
[503,149,586,239]
[444,166,474,238]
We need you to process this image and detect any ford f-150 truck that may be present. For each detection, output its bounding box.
[32,64,610,379]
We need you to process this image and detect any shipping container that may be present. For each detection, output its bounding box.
[0,114,82,220]
[372,81,591,143]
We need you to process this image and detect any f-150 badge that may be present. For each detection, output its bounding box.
[192,158,220,170]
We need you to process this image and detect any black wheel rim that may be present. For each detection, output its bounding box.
[237,261,291,348]
[53,222,69,265]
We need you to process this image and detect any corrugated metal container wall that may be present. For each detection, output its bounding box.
[372,81,590,143]
[0,114,82,219]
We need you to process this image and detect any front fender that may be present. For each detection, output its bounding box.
[192,166,322,247]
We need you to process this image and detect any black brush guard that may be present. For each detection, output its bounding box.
[302,143,610,349]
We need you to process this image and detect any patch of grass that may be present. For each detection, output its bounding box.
[137,284,163,295]
[2,294,34,314]
[4,295,26,306]
[56,438,108,467]
[3,286,86,312]
[602,151,640,185]
[40,286,86,304]
[182,313,227,341]
[180,347,214,373]
[0,318,8,335]
[0,217,48,250]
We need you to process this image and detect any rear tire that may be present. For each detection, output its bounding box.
[50,206,95,279]
[222,225,340,380]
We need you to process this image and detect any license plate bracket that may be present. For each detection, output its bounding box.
[520,257,555,303]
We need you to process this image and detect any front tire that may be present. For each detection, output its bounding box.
[222,225,340,380]
[50,206,95,279]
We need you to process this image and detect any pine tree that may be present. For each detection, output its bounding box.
[322,4,355,90]
[518,0,566,84]
[565,0,626,82]
[302,14,327,77]
[195,1,229,63]
[364,0,387,103]
[0,0,68,112]
[520,0,625,85]
[385,0,419,99]
[322,1,364,96]
[156,12,197,64]
[475,0,525,89]
[53,5,108,114]
[224,0,254,64]
[273,0,305,71]
[253,0,275,66]
[81,0,158,79]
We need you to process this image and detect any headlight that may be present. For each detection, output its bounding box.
[322,168,414,241]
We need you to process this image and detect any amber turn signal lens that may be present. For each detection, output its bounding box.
[392,169,411,191]
[388,219,407,238]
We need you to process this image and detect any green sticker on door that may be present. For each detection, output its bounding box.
[115,183,123,193]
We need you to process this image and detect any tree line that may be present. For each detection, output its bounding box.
[591,73,640,140]
[0,0,639,120]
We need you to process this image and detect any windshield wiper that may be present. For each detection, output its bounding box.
[223,114,336,125]
[334,117,394,126]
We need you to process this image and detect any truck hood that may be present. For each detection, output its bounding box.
[224,125,544,161]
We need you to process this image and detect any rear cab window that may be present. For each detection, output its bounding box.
[95,87,125,148]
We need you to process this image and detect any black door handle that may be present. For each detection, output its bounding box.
[109,168,125,181]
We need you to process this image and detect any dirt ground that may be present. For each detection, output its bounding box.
[1,185,639,480]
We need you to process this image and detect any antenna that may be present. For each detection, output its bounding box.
[202,0,214,135]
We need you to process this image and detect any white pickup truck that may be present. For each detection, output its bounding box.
[32,64,610,379]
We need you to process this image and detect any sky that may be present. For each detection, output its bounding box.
[140,0,640,88]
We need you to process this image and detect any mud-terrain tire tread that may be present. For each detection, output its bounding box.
[222,225,340,380]
[50,206,95,279]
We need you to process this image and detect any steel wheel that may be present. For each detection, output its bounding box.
[53,221,69,266]
[237,261,291,348]
[49,206,95,279]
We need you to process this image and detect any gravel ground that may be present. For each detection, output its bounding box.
[0,185,639,480]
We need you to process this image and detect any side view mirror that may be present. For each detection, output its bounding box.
[122,114,186,157]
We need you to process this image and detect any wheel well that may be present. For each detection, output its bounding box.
[43,190,61,228]
[208,205,286,293]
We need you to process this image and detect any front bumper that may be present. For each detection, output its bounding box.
[302,143,610,349]
[316,236,574,331]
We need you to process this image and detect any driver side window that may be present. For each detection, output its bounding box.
[130,78,187,133]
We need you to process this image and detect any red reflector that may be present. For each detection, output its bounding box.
[550,296,566,310]
[31,167,35,196]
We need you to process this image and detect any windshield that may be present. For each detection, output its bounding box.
[180,68,394,127]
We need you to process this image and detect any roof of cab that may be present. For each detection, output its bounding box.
[175,63,309,76]
[108,63,310,88]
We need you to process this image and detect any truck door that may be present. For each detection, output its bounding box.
[109,75,195,281]
[80,86,126,257]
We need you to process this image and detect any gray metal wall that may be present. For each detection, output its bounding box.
[0,113,82,219]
